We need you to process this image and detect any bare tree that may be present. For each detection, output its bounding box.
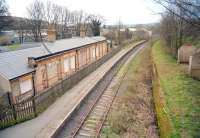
[45,2,70,39]
[0,0,8,16]
[0,0,11,31]
[27,0,105,40]
[45,0,53,25]
[71,10,90,36]
[153,0,200,29]
[27,0,45,42]
[152,0,200,56]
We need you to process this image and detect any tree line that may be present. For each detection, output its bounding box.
[0,0,104,42]
[153,0,200,57]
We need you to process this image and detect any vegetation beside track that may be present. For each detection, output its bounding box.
[100,43,158,138]
[152,40,200,138]
[7,44,20,50]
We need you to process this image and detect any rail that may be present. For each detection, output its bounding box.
[55,41,146,138]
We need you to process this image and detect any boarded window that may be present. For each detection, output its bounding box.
[64,58,70,73]
[96,46,99,58]
[99,45,102,57]
[64,56,75,72]
[78,50,86,67]
[86,48,90,63]
[70,56,75,69]
[20,79,32,94]
[47,61,58,85]
[92,48,96,59]
[47,61,58,77]
[103,46,106,56]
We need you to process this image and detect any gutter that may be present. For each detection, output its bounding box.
[9,39,106,81]
[33,40,106,61]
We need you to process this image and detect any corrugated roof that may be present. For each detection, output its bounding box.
[0,36,106,80]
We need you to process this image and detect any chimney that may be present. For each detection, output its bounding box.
[80,25,86,37]
[47,25,56,42]
[28,57,36,68]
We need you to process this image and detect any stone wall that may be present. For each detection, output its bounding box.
[178,45,197,63]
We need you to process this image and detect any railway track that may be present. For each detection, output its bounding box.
[74,76,119,138]
[56,42,146,138]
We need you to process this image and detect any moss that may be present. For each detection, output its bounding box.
[101,43,158,137]
[152,40,200,138]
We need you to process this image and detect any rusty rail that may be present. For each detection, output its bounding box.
[71,44,145,138]
[55,41,146,138]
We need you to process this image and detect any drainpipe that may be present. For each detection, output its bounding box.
[76,50,79,71]
[32,71,36,96]
[32,71,37,117]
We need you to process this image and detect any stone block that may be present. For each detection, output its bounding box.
[178,45,197,63]
[189,50,200,79]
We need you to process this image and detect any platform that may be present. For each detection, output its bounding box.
[0,41,145,138]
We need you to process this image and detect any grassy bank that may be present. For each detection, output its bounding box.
[152,40,200,138]
[7,44,20,50]
[101,43,158,137]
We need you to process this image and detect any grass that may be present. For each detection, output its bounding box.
[182,36,200,48]
[7,44,20,51]
[152,40,200,138]
[101,43,158,137]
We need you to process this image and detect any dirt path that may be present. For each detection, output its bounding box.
[100,45,159,138]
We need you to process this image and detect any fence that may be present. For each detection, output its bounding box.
[0,46,121,129]
[0,93,37,129]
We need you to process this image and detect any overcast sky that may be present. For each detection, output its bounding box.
[7,0,162,25]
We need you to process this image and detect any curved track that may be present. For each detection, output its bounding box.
[56,42,146,138]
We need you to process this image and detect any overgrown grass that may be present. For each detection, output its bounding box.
[101,43,158,137]
[7,44,20,51]
[183,36,200,48]
[152,40,200,138]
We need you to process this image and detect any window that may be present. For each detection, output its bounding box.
[70,56,75,69]
[20,79,32,94]
[92,48,96,59]
[96,47,99,58]
[64,58,70,73]
[47,61,58,78]
[64,56,76,72]
[86,48,90,62]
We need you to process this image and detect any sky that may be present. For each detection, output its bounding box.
[7,0,162,25]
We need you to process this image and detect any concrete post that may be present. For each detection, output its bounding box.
[189,50,200,79]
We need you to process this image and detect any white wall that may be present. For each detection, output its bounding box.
[0,74,11,93]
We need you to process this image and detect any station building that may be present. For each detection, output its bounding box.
[0,30,110,103]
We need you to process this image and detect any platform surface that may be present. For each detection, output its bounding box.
[0,41,145,138]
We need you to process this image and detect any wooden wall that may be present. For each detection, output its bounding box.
[13,40,108,97]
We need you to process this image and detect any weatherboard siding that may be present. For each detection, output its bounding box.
[0,75,11,93]
[4,40,108,101]
[10,74,34,102]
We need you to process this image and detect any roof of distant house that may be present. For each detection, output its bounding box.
[0,36,106,80]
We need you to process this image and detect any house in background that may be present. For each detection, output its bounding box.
[0,31,19,45]
[0,29,110,103]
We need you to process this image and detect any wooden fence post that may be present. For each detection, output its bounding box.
[33,98,37,117]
